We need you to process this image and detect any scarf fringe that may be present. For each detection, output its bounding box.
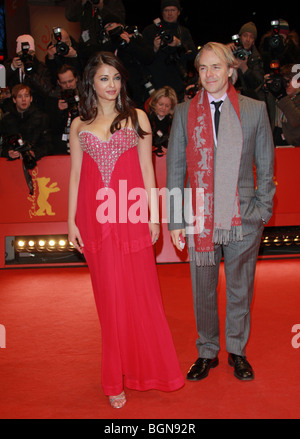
[213,226,243,245]
[188,244,216,266]
[187,225,243,267]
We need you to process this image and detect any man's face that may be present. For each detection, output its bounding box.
[240,32,255,51]
[60,29,71,47]
[57,70,77,90]
[285,75,300,96]
[13,88,32,113]
[17,49,35,58]
[198,49,233,99]
[162,6,180,23]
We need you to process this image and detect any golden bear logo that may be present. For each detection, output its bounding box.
[36,177,61,216]
[28,169,61,218]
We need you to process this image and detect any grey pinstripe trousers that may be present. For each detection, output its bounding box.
[189,225,264,358]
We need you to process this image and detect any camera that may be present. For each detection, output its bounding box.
[60,89,80,118]
[53,27,70,56]
[107,25,128,48]
[153,18,174,47]
[269,20,285,54]
[231,35,252,60]
[5,134,37,170]
[19,42,34,74]
[263,60,287,97]
[107,25,139,48]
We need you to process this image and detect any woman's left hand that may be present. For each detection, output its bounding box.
[149,222,160,245]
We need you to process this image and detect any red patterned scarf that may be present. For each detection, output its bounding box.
[186,83,243,266]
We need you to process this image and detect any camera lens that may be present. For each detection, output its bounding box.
[56,42,70,55]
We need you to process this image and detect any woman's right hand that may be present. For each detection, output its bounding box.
[68,222,84,254]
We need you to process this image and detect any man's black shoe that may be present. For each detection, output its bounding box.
[186,357,219,381]
[228,353,255,381]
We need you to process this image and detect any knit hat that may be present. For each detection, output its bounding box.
[161,0,181,11]
[279,19,289,36]
[16,35,35,54]
[239,22,257,40]
[102,13,124,26]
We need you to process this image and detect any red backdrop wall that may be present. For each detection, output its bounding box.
[0,147,299,268]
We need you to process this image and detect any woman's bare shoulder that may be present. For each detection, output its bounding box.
[135,108,151,130]
[70,116,92,134]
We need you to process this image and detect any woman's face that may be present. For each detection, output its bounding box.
[154,96,172,118]
[93,63,122,103]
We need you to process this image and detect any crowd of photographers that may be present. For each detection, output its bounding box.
[0,0,300,172]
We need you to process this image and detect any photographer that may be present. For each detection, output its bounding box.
[228,22,265,99]
[65,0,126,67]
[143,0,197,102]
[0,84,51,161]
[264,64,300,146]
[147,86,177,157]
[260,19,300,73]
[45,65,81,154]
[102,15,155,108]
[45,27,83,86]
[4,35,52,110]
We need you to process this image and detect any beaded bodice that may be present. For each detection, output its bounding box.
[79,128,138,188]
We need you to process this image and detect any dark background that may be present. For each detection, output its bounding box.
[123,0,300,47]
[1,0,299,59]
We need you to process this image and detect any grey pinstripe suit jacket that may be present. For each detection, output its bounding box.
[166,94,276,236]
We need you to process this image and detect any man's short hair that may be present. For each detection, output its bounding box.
[57,64,79,80]
[195,42,239,85]
[11,84,32,99]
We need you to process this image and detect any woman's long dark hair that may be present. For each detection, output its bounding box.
[80,51,148,138]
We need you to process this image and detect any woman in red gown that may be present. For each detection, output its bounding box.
[68,52,184,409]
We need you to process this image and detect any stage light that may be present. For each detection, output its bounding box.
[26,240,36,252]
[17,240,25,249]
[263,236,271,247]
[10,235,86,266]
[37,240,46,252]
[46,239,56,252]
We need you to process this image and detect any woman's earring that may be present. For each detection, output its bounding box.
[117,94,121,107]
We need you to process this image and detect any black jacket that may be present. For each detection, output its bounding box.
[4,56,53,110]
[102,33,155,108]
[65,0,126,67]
[0,103,52,160]
[45,36,84,86]
[143,20,197,101]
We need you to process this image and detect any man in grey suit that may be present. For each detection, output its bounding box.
[166,42,275,381]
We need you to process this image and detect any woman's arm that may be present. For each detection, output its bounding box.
[136,109,160,244]
[68,117,84,253]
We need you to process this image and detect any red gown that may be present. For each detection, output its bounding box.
[76,128,184,396]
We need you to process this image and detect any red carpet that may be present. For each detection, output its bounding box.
[0,260,300,419]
